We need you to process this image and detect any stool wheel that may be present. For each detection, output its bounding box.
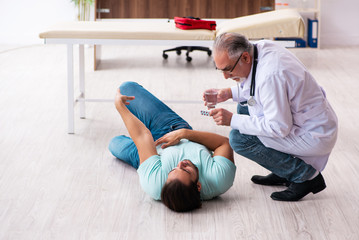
[162,53,168,59]
[208,50,212,56]
[186,56,192,62]
[176,50,181,55]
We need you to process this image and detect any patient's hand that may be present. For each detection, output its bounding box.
[155,129,185,149]
[115,89,135,109]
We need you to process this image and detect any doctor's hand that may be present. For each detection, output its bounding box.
[209,108,233,126]
[202,88,232,108]
[202,88,232,104]
[217,88,232,103]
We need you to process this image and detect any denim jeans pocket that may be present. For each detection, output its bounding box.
[170,122,192,131]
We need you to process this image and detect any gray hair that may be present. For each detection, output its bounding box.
[213,32,253,60]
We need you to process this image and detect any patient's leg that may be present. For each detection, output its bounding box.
[109,135,139,169]
[119,81,192,140]
[110,81,191,168]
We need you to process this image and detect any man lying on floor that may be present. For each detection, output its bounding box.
[109,81,236,212]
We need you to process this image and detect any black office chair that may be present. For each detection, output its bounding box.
[162,46,212,62]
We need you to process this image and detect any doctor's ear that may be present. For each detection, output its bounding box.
[242,52,251,64]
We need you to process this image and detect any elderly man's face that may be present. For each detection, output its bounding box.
[214,50,252,82]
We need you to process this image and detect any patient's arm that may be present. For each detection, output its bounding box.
[155,129,234,163]
[115,89,157,165]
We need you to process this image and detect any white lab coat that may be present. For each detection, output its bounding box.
[230,40,338,171]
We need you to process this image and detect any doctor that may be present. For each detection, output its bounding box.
[205,32,338,201]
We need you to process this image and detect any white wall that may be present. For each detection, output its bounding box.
[0,0,358,47]
[320,0,359,47]
[0,0,76,45]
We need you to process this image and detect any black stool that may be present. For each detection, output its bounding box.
[162,46,212,62]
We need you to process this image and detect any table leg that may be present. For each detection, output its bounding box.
[67,44,75,134]
[79,44,85,119]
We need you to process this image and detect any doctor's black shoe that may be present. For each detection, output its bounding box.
[270,173,326,201]
[251,173,290,186]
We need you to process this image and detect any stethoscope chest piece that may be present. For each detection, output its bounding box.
[247,96,257,106]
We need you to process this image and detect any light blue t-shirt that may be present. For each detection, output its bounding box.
[137,139,236,200]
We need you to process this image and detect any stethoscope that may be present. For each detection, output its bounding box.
[238,44,258,107]
[248,44,258,106]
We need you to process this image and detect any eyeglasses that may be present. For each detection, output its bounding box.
[216,52,243,74]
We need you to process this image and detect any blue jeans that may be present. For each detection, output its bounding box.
[229,104,316,183]
[109,81,192,169]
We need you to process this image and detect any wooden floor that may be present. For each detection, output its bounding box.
[0,43,358,240]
